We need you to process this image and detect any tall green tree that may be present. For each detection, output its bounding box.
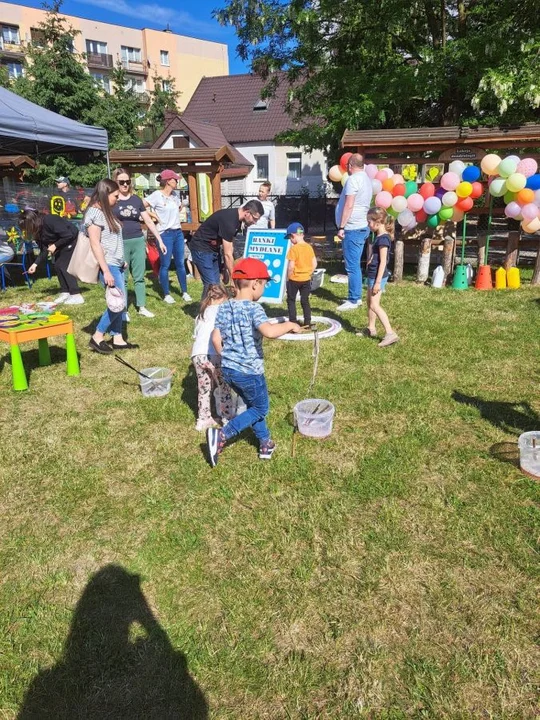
[214,0,540,155]
[145,73,181,139]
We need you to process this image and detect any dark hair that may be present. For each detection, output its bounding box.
[198,283,229,320]
[259,181,272,191]
[367,206,395,239]
[243,199,264,216]
[112,167,131,186]
[20,209,45,242]
[86,179,120,233]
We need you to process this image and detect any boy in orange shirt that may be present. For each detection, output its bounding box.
[286,222,317,328]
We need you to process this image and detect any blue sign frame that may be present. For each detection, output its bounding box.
[244,228,290,303]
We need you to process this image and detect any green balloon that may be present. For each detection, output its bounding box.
[405,181,418,198]
[503,190,516,204]
[387,207,399,218]
[439,207,453,221]
[427,214,439,227]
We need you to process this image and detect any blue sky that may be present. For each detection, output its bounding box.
[17,0,250,74]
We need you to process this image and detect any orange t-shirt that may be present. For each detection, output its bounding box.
[287,243,315,282]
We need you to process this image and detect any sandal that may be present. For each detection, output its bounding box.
[356,327,376,338]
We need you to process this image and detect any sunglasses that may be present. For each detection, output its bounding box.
[118,180,130,185]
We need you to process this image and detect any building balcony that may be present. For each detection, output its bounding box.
[137,91,151,105]
[87,52,113,69]
[121,59,147,75]
[0,38,23,59]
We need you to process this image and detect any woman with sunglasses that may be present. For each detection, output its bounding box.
[112,168,166,318]
[144,169,191,304]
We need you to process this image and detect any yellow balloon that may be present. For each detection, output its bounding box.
[341,172,349,186]
[328,164,343,182]
[456,181,473,198]
[506,173,526,193]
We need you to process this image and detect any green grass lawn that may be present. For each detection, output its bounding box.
[1,268,539,718]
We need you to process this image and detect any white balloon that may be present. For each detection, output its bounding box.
[371,179,382,195]
[449,160,466,176]
[391,196,408,213]
[442,191,458,207]
[398,209,414,226]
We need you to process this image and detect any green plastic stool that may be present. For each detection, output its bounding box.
[452,265,469,290]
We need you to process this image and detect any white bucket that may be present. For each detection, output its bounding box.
[294,398,335,438]
[139,367,173,398]
[518,431,540,478]
[311,268,326,290]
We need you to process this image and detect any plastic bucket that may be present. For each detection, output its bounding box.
[294,398,335,438]
[518,431,540,478]
[139,367,173,398]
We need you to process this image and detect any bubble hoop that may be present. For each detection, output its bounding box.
[269,315,342,341]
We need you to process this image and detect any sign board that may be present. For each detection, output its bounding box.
[244,228,290,303]
[197,173,212,221]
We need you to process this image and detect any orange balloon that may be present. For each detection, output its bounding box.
[517,188,535,205]
[382,178,395,192]
[456,197,474,212]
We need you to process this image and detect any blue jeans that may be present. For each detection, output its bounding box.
[367,276,388,292]
[221,368,270,443]
[96,264,125,336]
[191,248,220,296]
[343,227,369,303]
[159,228,187,295]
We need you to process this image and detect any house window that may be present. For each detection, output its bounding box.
[125,76,145,93]
[86,39,107,55]
[121,46,142,63]
[1,25,20,45]
[287,153,302,180]
[160,50,169,66]
[4,61,23,78]
[30,28,46,47]
[253,98,268,111]
[255,155,269,180]
[173,136,189,149]
[90,72,111,93]
[162,79,171,92]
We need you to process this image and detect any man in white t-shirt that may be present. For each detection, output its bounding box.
[334,153,372,310]
[250,182,276,229]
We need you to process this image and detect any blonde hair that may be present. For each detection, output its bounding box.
[367,207,395,239]
[198,283,229,320]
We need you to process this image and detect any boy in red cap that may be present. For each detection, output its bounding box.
[207,257,301,466]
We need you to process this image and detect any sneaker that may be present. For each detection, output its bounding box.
[138,306,155,318]
[337,300,361,311]
[53,292,70,304]
[259,439,276,460]
[186,273,194,280]
[163,294,176,304]
[64,294,85,305]
[124,311,130,323]
[196,417,218,432]
[89,337,113,355]
[207,427,226,467]
[182,292,192,302]
[378,332,399,348]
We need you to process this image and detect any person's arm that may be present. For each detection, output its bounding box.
[47,217,77,253]
[28,246,47,272]
[337,194,355,240]
[211,327,223,354]
[143,195,160,224]
[222,239,235,284]
[259,320,302,338]
[269,203,276,229]
[287,259,296,280]
[87,223,114,286]
[140,210,166,254]
[372,246,388,295]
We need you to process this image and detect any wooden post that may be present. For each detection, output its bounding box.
[477,233,486,267]
[442,221,456,283]
[532,240,540,285]
[394,237,404,283]
[187,172,199,225]
[417,230,432,283]
[211,165,222,212]
[504,230,520,270]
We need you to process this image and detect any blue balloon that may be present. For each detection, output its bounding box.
[525,174,540,190]
[5,203,19,214]
[462,165,480,182]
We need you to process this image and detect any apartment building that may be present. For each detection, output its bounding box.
[0,1,229,110]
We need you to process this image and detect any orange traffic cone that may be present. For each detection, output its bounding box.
[475,265,493,290]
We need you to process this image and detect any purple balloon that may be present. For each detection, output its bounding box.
[435,187,446,199]
[424,196,442,215]
[504,201,521,219]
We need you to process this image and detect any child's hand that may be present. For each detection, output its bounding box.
[372,282,381,295]
[289,323,302,333]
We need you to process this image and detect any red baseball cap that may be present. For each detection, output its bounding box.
[232,257,272,280]
[160,169,180,181]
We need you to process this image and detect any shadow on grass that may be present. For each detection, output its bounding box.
[489,441,520,468]
[181,363,198,420]
[17,564,208,720]
[0,345,80,387]
[452,391,540,435]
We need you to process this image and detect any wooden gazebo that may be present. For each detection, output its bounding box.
[108,146,236,233]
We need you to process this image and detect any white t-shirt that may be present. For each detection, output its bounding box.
[251,198,275,229]
[145,190,181,232]
[191,304,220,357]
[335,171,372,230]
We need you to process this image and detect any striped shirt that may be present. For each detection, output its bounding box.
[83,206,124,266]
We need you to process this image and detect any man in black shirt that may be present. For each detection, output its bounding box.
[190,200,264,294]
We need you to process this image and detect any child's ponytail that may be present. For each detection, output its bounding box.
[367,206,395,240]
[198,283,229,320]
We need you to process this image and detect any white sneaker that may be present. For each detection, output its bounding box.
[163,294,176,304]
[186,273,194,280]
[53,292,70,304]
[182,292,192,302]
[337,300,362,311]
[124,311,130,323]
[138,306,155,318]
[63,293,85,305]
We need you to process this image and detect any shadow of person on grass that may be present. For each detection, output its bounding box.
[452,391,540,435]
[18,564,208,720]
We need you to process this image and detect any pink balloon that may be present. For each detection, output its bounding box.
[521,203,540,221]
[375,191,392,209]
[535,190,540,205]
[371,179,382,195]
[375,170,387,182]
[516,158,538,178]
[384,168,394,178]
[407,193,424,212]
[504,201,522,219]
[365,164,378,179]
[392,174,404,185]
[452,209,464,222]
[441,172,460,191]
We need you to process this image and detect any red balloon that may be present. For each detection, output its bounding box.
[392,183,406,197]
[470,182,483,199]
[456,196,474,212]
[416,209,427,223]
[340,152,353,171]
[419,182,435,199]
